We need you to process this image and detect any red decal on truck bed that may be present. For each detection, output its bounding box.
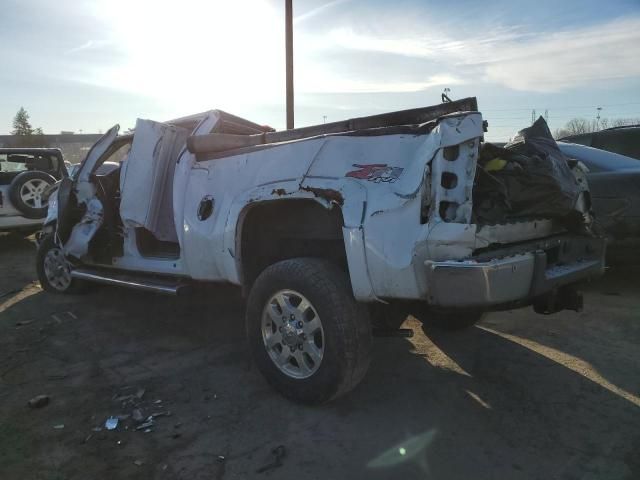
[346,164,404,183]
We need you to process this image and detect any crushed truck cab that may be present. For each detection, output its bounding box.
[38,98,605,403]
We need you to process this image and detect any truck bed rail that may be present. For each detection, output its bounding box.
[187,97,479,155]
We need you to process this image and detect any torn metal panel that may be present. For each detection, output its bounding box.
[357,115,484,299]
[173,111,220,251]
[55,126,119,258]
[44,188,58,226]
[120,119,189,243]
[75,125,119,204]
[392,113,483,203]
[429,138,479,223]
[300,186,344,206]
[63,197,104,259]
[475,219,559,248]
[425,222,478,261]
[475,117,585,223]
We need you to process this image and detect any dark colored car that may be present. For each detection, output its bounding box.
[559,125,640,161]
[0,148,68,233]
[557,142,640,247]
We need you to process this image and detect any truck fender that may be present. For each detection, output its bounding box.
[222,179,377,301]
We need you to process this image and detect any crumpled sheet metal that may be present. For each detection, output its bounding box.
[63,197,104,259]
[474,117,582,224]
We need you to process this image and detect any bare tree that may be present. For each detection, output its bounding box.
[553,118,590,139]
[565,118,591,135]
[611,118,640,127]
[553,116,640,139]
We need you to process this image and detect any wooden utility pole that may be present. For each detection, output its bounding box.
[285,0,294,129]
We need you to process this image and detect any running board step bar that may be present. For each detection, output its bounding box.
[71,268,191,296]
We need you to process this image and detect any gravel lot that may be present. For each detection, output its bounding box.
[1,233,639,480]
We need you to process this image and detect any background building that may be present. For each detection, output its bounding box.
[0,133,102,163]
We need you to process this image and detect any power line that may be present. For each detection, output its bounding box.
[487,109,640,120]
[487,113,640,124]
[481,102,640,112]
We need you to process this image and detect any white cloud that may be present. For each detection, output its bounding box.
[294,0,350,25]
[317,16,640,93]
[297,72,464,94]
[65,39,113,55]
[477,17,640,91]
[65,40,96,54]
[325,25,528,59]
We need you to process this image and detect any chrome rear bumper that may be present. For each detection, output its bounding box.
[424,235,605,308]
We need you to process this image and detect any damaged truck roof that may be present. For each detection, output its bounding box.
[186,97,480,157]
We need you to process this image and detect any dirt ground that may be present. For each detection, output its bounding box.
[0,233,639,480]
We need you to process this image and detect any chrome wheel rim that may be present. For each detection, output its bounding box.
[261,289,325,379]
[43,247,71,291]
[20,179,49,209]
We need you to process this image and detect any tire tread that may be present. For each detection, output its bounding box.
[246,258,372,404]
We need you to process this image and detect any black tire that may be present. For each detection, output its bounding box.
[246,258,372,404]
[9,171,56,219]
[413,306,484,331]
[36,234,87,294]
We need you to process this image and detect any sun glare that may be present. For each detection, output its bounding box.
[93,0,285,113]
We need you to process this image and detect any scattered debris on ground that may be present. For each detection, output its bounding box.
[27,394,50,409]
[15,320,34,328]
[104,417,118,431]
[103,386,171,436]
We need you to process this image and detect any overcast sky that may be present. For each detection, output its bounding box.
[2,0,639,140]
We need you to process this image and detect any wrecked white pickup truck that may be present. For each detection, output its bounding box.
[37,98,605,403]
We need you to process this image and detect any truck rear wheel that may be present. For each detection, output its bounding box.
[246,258,372,404]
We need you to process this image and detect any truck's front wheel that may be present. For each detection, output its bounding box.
[36,234,86,294]
[246,258,372,404]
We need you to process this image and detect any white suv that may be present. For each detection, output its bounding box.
[0,148,68,235]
